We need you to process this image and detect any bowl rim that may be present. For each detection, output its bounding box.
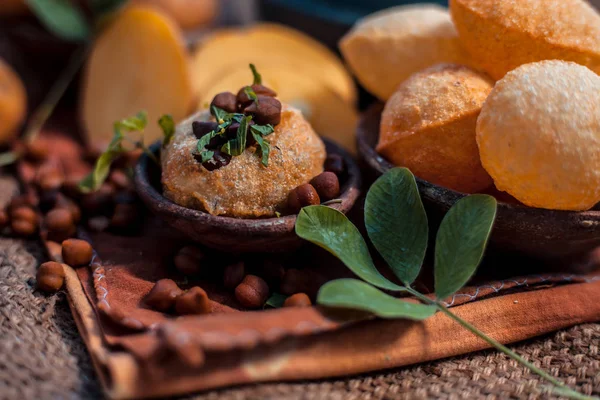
[134,138,362,232]
[357,102,600,219]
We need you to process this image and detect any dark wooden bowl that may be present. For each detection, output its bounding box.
[357,103,600,261]
[135,139,361,253]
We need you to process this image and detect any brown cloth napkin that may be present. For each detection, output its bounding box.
[20,128,600,399]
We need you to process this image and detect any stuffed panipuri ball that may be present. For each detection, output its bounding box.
[378,64,493,193]
[340,4,471,100]
[477,61,600,211]
[162,105,326,218]
[450,0,600,80]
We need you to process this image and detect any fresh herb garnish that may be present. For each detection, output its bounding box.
[222,115,251,156]
[79,111,170,193]
[295,167,590,400]
[244,86,259,104]
[250,63,262,85]
[264,292,287,308]
[195,64,278,169]
[159,114,175,147]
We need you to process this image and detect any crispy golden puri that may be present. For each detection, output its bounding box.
[450,0,600,80]
[340,4,471,100]
[162,105,326,218]
[477,61,600,211]
[378,64,493,193]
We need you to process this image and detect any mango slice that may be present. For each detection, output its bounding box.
[81,6,193,145]
[191,24,357,106]
[198,65,358,154]
[0,58,27,145]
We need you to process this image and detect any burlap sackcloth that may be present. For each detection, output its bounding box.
[2,128,600,399]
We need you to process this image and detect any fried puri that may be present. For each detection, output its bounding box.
[378,64,493,193]
[162,105,326,218]
[339,4,471,101]
[477,61,600,211]
[450,0,600,80]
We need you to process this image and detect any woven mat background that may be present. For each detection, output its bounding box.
[0,173,599,400]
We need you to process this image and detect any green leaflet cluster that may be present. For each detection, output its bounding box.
[195,105,274,167]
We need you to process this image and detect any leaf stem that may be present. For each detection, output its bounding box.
[23,44,89,142]
[406,288,595,400]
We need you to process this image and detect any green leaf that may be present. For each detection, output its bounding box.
[159,114,175,147]
[251,130,271,166]
[251,124,274,136]
[250,63,262,85]
[434,194,497,300]
[78,148,122,193]
[221,115,250,156]
[264,293,287,308]
[211,105,229,123]
[26,0,90,41]
[365,168,428,285]
[295,206,404,291]
[318,279,437,320]
[244,86,258,103]
[116,111,147,132]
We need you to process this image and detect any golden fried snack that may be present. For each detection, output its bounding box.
[81,6,193,145]
[477,61,600,211]
[378,64,493,193]
[162,105,326,218]
[450,0,600,80]
[339,4,471,100]
[191,24,357,105]
[0,59,27,145]
[130,0,218,30]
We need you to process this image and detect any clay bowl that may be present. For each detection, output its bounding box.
[357,103,600,261]
[135,139,361,253]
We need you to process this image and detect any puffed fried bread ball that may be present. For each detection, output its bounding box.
[378,64,493,193]
[340,4,471,100]
[450,0,600,80]
[476,61,600,211]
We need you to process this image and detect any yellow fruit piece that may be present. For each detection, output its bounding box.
[129,0,218,30]
[81,6,193,145]
[450,0,600,80]
[198,65,358,154]
[378,64,493,193]
[339,4,471,101]
[191,23,357,106]
[477,61,600,211]
[0,59,27,145]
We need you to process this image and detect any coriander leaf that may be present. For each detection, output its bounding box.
[295,206,405,292]
[318,279,437,320]
[199,150,215,163]
[116,111,147,132]
[78,148,122,193]
[26,0,90,41]
[221,115,250,156]
[211,105,230,123]
[264,293,287,308]
[197,130,223,152]
[434,194,497,300]
[250,63,262,85]
[251,124,274,136]
[244,86,258,103]
[159,114,175,146]
[365,168,428,285]
[251,129,271,166]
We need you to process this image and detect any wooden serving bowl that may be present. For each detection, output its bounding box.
[357,103,600,261]
[135,139,361,253]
